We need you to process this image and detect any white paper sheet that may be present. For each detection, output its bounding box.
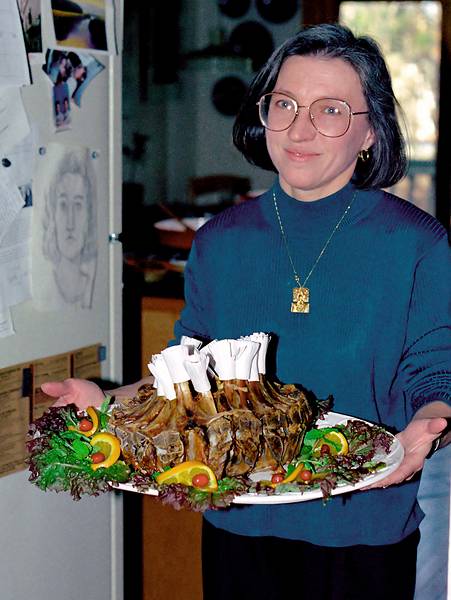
[0,168,25,245]
[0,0,31,87]
[0,207,32,308]
[0,307,14,338]
[0,87,32,155]
[1,129,36,188]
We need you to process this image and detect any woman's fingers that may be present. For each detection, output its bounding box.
[40,378,104,409]
[41,380,71,399]
[361,417,447,490]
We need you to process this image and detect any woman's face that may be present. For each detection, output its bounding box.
[265,55,375,200]
[55,172,89,261]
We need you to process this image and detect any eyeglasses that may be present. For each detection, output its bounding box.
[257,92,369,138]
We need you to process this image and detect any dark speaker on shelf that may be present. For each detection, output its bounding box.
[152,1,182,84]
[211,76,248,116]
[228,20,274,71]
[218,0,251,19]
[256,0,299,24]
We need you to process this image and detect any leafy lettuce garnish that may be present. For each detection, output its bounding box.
[27,403,130,501]
[28,406,394,509]
[129,473,251,512]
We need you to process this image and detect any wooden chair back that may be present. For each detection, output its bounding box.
[187,174,251,204]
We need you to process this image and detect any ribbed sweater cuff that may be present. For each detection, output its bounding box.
[412,390,451,413]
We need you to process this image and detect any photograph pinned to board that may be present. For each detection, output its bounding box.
[32,143,98,311]
[0,0,31,87]
[43,49,105,131]
[44,49,105,106]
[48,0,118,54]
[17,0,43,53]
[53,80,72,131]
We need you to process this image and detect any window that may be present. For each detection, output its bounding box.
[340,1,442,215]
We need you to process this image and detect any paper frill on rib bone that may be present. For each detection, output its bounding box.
[108,333,316,478]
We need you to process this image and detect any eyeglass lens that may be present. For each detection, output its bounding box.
[259,93,352,137]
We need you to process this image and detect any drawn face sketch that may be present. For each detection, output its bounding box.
[42,149,97,308]
[54,172,89,261]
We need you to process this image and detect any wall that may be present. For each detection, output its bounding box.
[122,0,302,206]
[122,3,169,204]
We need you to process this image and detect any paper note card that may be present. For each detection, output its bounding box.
[0,389,30,476]
[72,343,102,379]
[32,352,71,419]
[0,363,30,477]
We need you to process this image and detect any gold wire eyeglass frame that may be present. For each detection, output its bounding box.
[256,92,369,138]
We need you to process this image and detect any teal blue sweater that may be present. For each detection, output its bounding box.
[173,179,451,546]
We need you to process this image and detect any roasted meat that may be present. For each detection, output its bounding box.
[109,375,315,477]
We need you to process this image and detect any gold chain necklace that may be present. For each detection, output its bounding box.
[273,189,358,313]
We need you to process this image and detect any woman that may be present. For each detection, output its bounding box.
[43,24,450,599]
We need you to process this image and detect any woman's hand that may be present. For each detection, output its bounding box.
[363,415,448,490]
[41,378,105,410]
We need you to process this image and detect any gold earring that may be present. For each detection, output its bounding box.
[358,149,370,162]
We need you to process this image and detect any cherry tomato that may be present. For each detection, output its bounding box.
[192,473,210,488]
[78,418,94,432]
[271,473,285,484]
[91,452,106,464]
[299,469,313,482]
[320,444,331,456]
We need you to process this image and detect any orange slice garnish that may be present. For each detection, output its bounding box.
[89,432,121,471]
[156,461,218,492]
[69,406,99,437]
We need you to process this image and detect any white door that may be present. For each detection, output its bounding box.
[0,5,123,599]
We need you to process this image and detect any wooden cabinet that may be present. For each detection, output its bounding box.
[140,296,203,600]
[142,498,203,600]
[141,296,185,374]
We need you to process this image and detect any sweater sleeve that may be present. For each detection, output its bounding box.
[391,234,451,418]
[172,238,211,344]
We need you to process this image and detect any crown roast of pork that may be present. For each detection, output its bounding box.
[109,334,318,479]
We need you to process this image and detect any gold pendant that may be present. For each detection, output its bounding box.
[291,287,309,313]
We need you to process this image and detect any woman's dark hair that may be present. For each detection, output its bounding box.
[233,23,407,188]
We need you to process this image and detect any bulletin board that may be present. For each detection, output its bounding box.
[0,344,104,479]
